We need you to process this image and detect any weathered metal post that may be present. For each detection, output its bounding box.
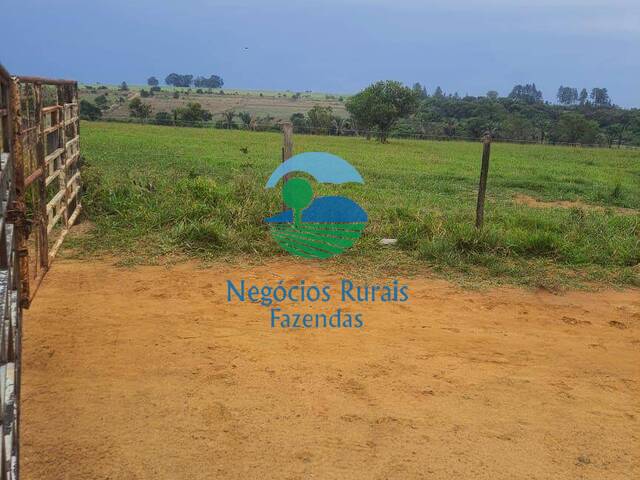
[475,132,492,229]
[33,84,49,272]
[9,78,30,306]
[57,85,69,230]
[1,64,23,480]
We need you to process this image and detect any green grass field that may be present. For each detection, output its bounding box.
[74,121,640,288]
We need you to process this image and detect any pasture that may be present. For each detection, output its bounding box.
[75,121,640,288]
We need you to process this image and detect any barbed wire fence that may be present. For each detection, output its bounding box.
[87,114,640,150]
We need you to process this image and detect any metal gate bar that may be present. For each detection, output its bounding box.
[0,62,22,480]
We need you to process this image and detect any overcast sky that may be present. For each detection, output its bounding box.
[3,0,639,106]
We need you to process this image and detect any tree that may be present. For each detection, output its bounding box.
[306,105,334,132]
[193,75,224,89]
[532,116,552,143]
[590,88,611,107]
[129,97,152,120]
[412,82,428,99]
[552,113,599,145]
[221,109,235,129]
[165,73,193,87]
[508,83,543,103]
[331,116,350,136]
[463,117,490,139]
[94,94,108,110]
[602,110,633,147]
[119,81,129,91]
[557,86,578,105]
[443,119,458,138]
[345,80,419,142]
[147,76,159,87]
[433,86,444,98]
[174,102,212,126]
[500,114,536,141]
[486,90,499,100]
[290,113,308,130]
[238,111,252,129]
[79,100,102,120]
[578,88,589,105]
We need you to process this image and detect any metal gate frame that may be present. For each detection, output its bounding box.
[0,63,22,480]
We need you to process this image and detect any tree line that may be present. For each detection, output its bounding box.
[287,81,639,146]
[146,73,224,89]
[80,79,640,147]
[393,82,638,146]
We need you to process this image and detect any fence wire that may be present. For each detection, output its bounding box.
[89,116,640,150]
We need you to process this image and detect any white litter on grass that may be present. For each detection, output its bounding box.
[379,238,398,246]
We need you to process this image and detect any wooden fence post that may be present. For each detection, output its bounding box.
[475,132,492,229]
[282,121,293,162]
[281,122,293,210]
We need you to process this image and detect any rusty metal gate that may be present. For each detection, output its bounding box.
[0,63,82,479]
[12,75,82,304]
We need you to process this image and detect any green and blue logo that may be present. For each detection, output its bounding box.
[264,152,367,259]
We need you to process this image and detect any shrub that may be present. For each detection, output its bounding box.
[94,95,108,110]
[155,111,173,126]
[79,100,102,121]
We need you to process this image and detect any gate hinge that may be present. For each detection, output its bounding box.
[6,208,32,238]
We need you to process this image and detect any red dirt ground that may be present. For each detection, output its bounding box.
[21,259,640,479]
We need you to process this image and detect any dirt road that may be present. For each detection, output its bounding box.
[21,260,639,479]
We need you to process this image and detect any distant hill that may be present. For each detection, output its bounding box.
[79,84,348,123]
